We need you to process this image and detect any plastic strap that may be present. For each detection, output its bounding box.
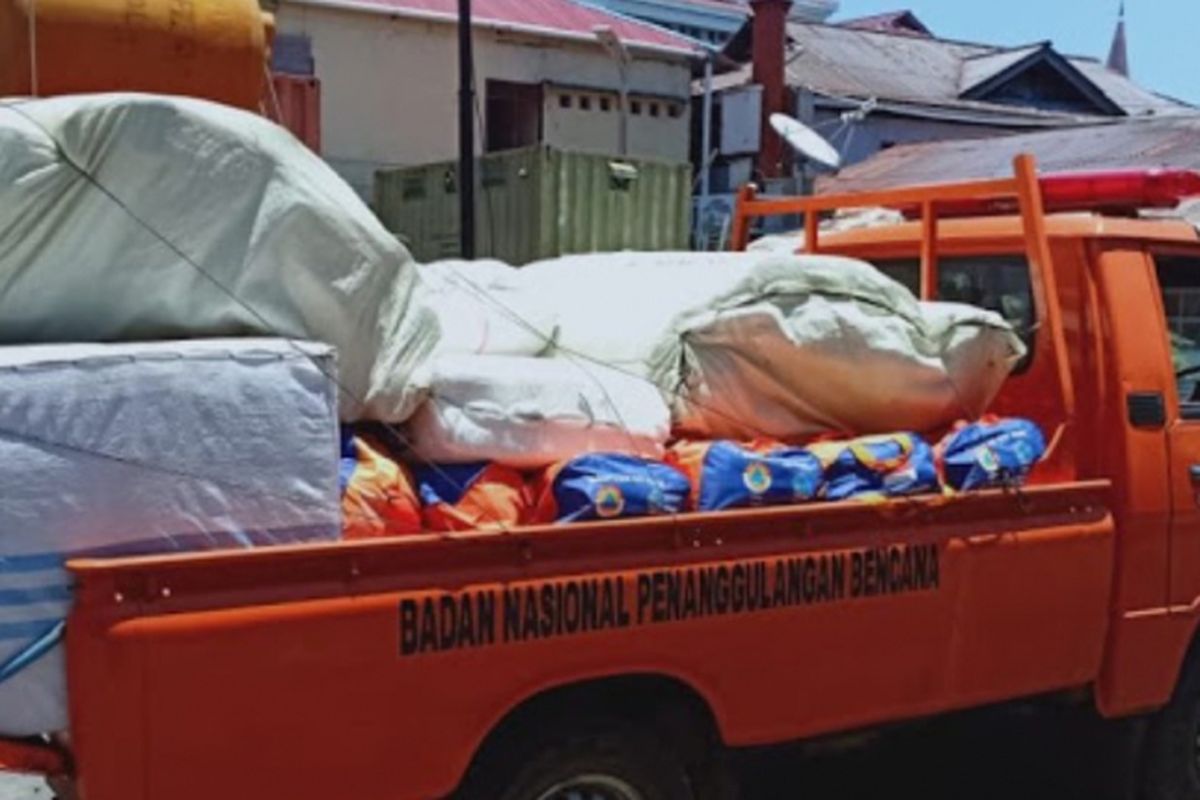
[0,620,65,685]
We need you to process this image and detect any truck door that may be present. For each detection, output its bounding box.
[874,251,1114,702]
[1153,253,1200,607]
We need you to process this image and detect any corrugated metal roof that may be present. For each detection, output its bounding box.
[664,0,749,14]
[783,23,984,105]
[959,44,1042,94]
[712,21,1191,121]
[1069,57,1185,117]
[817,115,1200,193]
[289,0,701,56]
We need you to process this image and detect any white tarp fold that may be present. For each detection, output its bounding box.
[0,93,427,421]
[407,354,671,468]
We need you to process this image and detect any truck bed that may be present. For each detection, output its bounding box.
[66,481,1113,800]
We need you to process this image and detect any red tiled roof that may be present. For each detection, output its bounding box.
[304,0,701,55]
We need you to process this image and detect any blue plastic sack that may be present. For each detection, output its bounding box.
[938,417,1046,491]
[669,441,824,511]
[533,454,691,523]
[809,433,940,501]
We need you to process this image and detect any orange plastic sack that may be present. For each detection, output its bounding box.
[414,463,530,532]
[341,434,422,539]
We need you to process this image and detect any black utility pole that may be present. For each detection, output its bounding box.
[457,0,476,259]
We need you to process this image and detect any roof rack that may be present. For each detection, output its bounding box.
[730,153,1078,424]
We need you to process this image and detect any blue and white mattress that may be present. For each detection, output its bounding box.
[0,339,341,735]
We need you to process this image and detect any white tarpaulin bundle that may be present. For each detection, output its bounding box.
[516,252,776,375]
[507,251,1024,438]
[0,93,432,421]
[644,255,1026,439]
[0,339,341,737]
[415,260,557,357]
[407,354,671,468]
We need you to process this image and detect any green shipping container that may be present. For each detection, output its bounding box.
[373,145,692,265]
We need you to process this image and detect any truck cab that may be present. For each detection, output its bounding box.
[734,159,1200,725]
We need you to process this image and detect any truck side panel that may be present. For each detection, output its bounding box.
[68,487,1112,800]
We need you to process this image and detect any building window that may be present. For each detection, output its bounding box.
[649,102,660,117]
[559,93,572,109]
[600,97,612,112]
[668,103,682,118]
[631,100,642,115]
[486,80,543,153]
[580,95,591,111]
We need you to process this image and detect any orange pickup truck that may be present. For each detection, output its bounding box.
[11,154,1200,800]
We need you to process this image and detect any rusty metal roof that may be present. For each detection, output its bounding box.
[959,45,1043,94]
[839,10,931,36]
[713,20,1191,123]
[816,115,1200,193]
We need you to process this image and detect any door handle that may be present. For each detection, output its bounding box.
[1190,465,1200,484]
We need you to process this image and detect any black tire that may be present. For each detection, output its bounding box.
[1142,647,1200,800]
[458,719,696,800]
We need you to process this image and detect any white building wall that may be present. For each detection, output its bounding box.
[276,3,693,196]
[540,86,690,162]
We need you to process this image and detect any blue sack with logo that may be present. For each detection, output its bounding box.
[531,454,691,523]
[809,433,940,502]
[938,417,1046,491]
[668,440,824,511]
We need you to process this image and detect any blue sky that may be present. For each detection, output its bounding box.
[832,1,1199,106]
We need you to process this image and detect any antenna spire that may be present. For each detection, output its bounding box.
[1107,1,1129,77]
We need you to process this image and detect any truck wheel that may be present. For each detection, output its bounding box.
[459,721,696,800]
[1143,648,1200,800]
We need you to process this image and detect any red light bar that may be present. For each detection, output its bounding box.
[898,169,1200,218]
[1042,169,1200,210]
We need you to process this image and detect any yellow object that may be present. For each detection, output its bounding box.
[0,0,270,109]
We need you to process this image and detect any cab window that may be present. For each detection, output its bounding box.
[1155,255,1200,411]
[872,255,1036,372]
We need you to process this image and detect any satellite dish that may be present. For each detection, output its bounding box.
[770,113,841,169]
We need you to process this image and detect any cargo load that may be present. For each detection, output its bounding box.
[406,355,671,468]
[808,433,940,502]
[530,454,691,523]
[668,441,824,511]
[340,433,422,539]
[937,417,1047,492]
[414,462,530,532]
[645,255,1025,439]
[515,252,771,375]
[0,93,428,422]
[0,339,341,737]
[415,260,556,358]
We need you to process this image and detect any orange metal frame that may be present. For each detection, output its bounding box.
[730,154,1077,428]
